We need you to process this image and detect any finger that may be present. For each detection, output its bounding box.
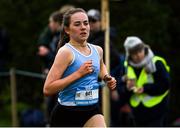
[110,84,116,90]
[111,85,116,90]
[84,60,93,64]
[111,82,117,87]
[108,81,116,86]
[108,82,116,89]
[84,64,92,70]
[86,67,93,73]
[85,63,93,69]
[107,79,116,84]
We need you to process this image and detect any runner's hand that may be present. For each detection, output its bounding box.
[104,74,116,90]
[77,60,94,77]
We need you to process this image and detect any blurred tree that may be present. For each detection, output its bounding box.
[0,0,179,125]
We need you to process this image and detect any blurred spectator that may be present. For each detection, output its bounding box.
[121,36,171,126]
[38,11,63,124]
[37,5,75,124]
[87,9,130,126]
[87,9,121,79]
[38,11,63,72]
[37,5,75,73]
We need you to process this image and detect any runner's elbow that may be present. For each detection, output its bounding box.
[43,86,51,96]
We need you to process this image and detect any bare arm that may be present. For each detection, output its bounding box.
[95,45,116,90]
[43,46,94,96]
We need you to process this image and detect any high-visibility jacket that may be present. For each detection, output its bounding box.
[124,56,170,108]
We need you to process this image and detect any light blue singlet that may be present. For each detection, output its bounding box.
[58,43,100,106]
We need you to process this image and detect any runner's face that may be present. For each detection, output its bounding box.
[65,12,90,43]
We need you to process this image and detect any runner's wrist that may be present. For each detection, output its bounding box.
[103,74,111,82]
[75,71,83,79]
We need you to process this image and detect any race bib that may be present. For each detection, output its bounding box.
[75,89,99,105]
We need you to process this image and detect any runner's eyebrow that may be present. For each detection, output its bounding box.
[73,20,88,24]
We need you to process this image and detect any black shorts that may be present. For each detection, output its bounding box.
[50,102,103,127]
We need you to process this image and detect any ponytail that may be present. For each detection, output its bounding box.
[56,28,69,51]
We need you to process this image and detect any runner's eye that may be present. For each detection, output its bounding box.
[83,21,89,26]
[74,23,80,26]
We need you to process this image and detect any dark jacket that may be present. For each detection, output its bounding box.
[88,30,121,77]
[38,27,60,69]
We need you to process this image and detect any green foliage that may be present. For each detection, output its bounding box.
[110,0,180,122]
[0,1,99,126]
[0,77,44,126]
[111,0,172,54]
[0,0,179,125]
[0,0,61,70]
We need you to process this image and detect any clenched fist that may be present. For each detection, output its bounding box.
[77,60,94,77]
[103,74,116,90]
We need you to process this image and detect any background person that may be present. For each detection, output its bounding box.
[37,4,75,73]
[121,36,171,126]
[37,5,75,124]
[87,9,129,126]
[38,11,63,72]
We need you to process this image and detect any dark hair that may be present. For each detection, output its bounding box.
[49,11,63,25]
[57,8,87,50]
[128,44,149,61]
[129,43,145,55]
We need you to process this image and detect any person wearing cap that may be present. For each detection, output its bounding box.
[121,36,171,126]
[87,9,124,126]
[87,9,101,33]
